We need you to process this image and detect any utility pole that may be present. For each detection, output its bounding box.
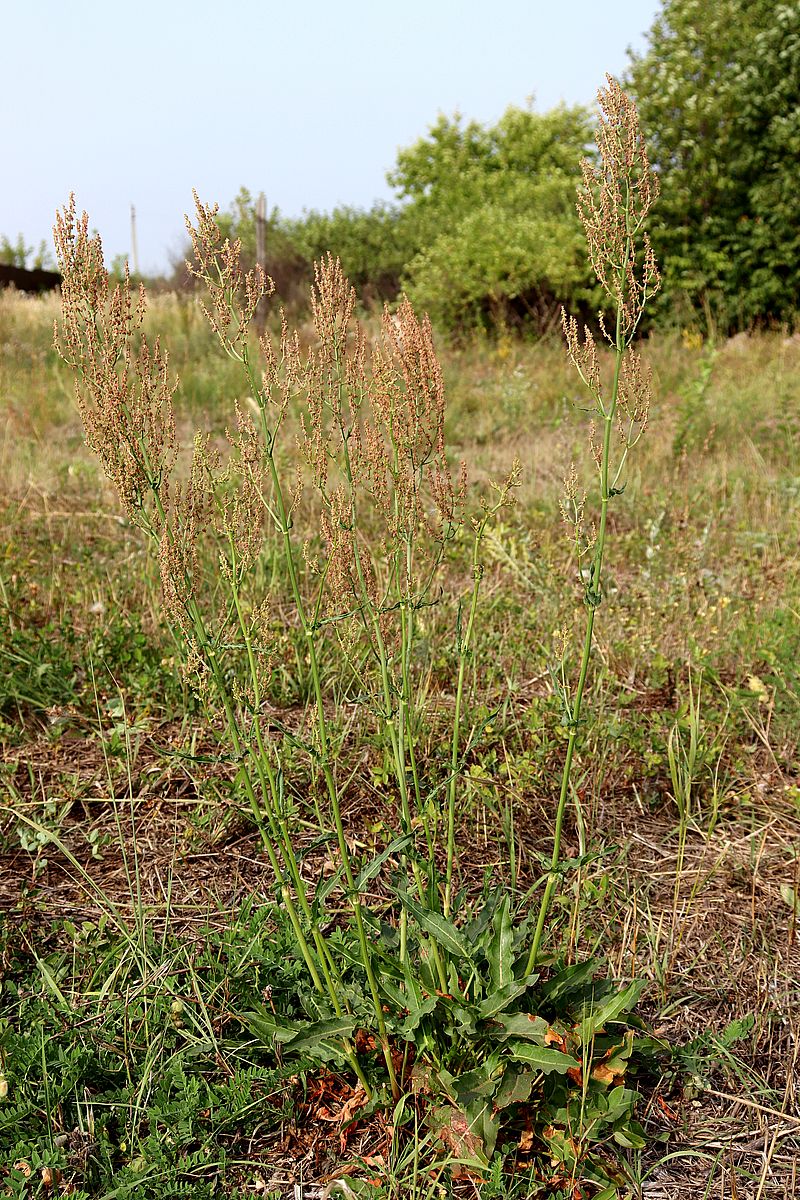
[255,192,267,331]
[130,205,140,277]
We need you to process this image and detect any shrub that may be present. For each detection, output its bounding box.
[390,103,597,334]
[627,0,800,330]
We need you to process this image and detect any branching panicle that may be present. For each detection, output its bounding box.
[54,196,177,523]
[185,192,274,360]
[577,75,661,342]
[528,76,660,974]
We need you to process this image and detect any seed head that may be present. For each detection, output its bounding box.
[185,192,274,359]
[54,196,177,523]
[577,76,661,342]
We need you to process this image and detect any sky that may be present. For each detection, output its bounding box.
[5,0,660,275]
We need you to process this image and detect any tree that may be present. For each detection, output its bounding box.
[207,104,597,333]
[284,203,412,304]
[389,104,597,331]
[0,233,54,270]
[626,0,800,329]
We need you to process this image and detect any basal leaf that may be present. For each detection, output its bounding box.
[507,1041,577,1074]
[612,1119,646,1149]
[281,1015,357,1054]
[396,889,474,961]
[540,958,598,1004]
[478,975,538,1020]
[488,894,514,990]
[487,1010,549,1041]
[241,1007,301,1043]
[578,980,645,1041]
[397,994,438,1038]
[494,1066,535,1109]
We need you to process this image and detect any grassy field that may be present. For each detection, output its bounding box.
[1,283,799,1199]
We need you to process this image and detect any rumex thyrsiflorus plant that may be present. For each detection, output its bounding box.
[54,74,662,1194]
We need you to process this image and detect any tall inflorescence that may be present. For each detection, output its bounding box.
[560,75,661,604]
[576,74,660,342]
[299,257,466,647]
[54,197,177,526]
[56,192,467,733]
[372,297,465,559]
[184,192,274,359]
[526,76,661,974]
[55,194,276,707]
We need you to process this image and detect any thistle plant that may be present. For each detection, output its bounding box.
[526,75,661,974]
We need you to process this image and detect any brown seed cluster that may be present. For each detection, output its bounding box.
[562,77,659,424]
[617,344,651,443]
[560,78,658,569]
[577,74,661,342]
[54,196,177,524]
[560,462,595,561]
[218,403,268,585]
[185,192,274,360]
[158,434,216,648]
[299,257,466,628]
[57,196,468,711]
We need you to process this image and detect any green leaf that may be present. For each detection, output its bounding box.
[487,894,514,990]
[451,1001,480,1036]
[380,977,411,1013]
[507,1041,577,1074]
[242,1009,355,1065]
[395,889,474,961]
[242,1007,300,1043]
[355,833,413,891]
[452,1055,503,1101]
[397,995,438,1038]
[540,958,598,1003]
[478,975,538,1020]
[613,1119,646,1149]
[35,958,71,1011]
[603,1085,638,1125]
[578,980,645,1041]
[718,1013,755,1047]
[486,1010,548,1040]
[465,1097,500,1159]
[313,864,344,908]
[281,1016,357,1053]
[494,1066,535,1109]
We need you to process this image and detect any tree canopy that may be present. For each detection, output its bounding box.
[626,0,800,330]
[390,104,595,330]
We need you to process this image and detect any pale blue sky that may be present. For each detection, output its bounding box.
[5,1,659,274]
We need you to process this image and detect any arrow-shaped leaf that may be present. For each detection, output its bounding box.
[488,894,514,990]
[395,889,474,961]
[507,1041,577,1074]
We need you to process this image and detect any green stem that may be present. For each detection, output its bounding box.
[245,345,400,1100]
[525,270,629,976]
[445,515,489,916]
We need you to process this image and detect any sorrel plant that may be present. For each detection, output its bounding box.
[527,76,661,974]
[54,75,662,1189]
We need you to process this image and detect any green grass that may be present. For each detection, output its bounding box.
[1,289,799,1197]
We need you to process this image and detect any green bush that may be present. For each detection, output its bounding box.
[391,104,596,333]
[627,0,800,330]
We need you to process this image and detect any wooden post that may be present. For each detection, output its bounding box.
[130,205,140,277]
[255,192,267,331]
